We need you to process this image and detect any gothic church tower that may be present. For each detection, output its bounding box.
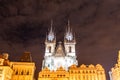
[42,21,78,71]
[64,20,76,57]
[45,21,56,57]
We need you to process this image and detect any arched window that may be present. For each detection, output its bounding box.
[69,46,72,53]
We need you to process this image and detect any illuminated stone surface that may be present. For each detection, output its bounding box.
[10,52,35,80]
[10,62,35,80]
[38,64,106,80]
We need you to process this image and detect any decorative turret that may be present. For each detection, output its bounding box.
[64,20,76,57]
[0,53,10,66]
[45,20,56,57]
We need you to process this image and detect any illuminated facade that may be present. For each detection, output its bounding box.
[0,53,13,80]
[10,62,35,80]
[38,64,106,80]
[10,52,36,80]
[42,21,78,71]
[109,51,120,80]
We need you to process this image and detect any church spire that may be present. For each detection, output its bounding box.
[65,20,74,41]
[51,19,53,29]
[45,20,56,57]
[68,20,70,28]
[47,20,55,42]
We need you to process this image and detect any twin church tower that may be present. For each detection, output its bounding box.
[42,21,78,71]
[39,21,106,80]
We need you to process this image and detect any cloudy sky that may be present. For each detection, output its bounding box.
[1,0,120,79]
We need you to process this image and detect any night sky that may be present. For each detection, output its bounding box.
[0,0,120,80]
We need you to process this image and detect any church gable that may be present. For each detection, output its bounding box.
[54,42,65,57]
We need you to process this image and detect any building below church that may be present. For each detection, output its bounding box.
[38,64,106,80]
[109,51,120,80]
[0,52,35,80]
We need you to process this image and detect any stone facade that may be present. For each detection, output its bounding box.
[38,64,106,80]
[10,62,35,80]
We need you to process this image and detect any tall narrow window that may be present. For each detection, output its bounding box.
[21,71,23,75]
[69,46,72,53]
[15,71,18,75]
[27,71,29,75]
[48,46,51,53]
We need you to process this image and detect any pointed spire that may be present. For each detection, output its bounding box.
[68,20,70,28]
[65,20,73,41]
[50,20,53,33]
[67,20,71,33]
[47,20,55,41]
[51,20,53,29]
